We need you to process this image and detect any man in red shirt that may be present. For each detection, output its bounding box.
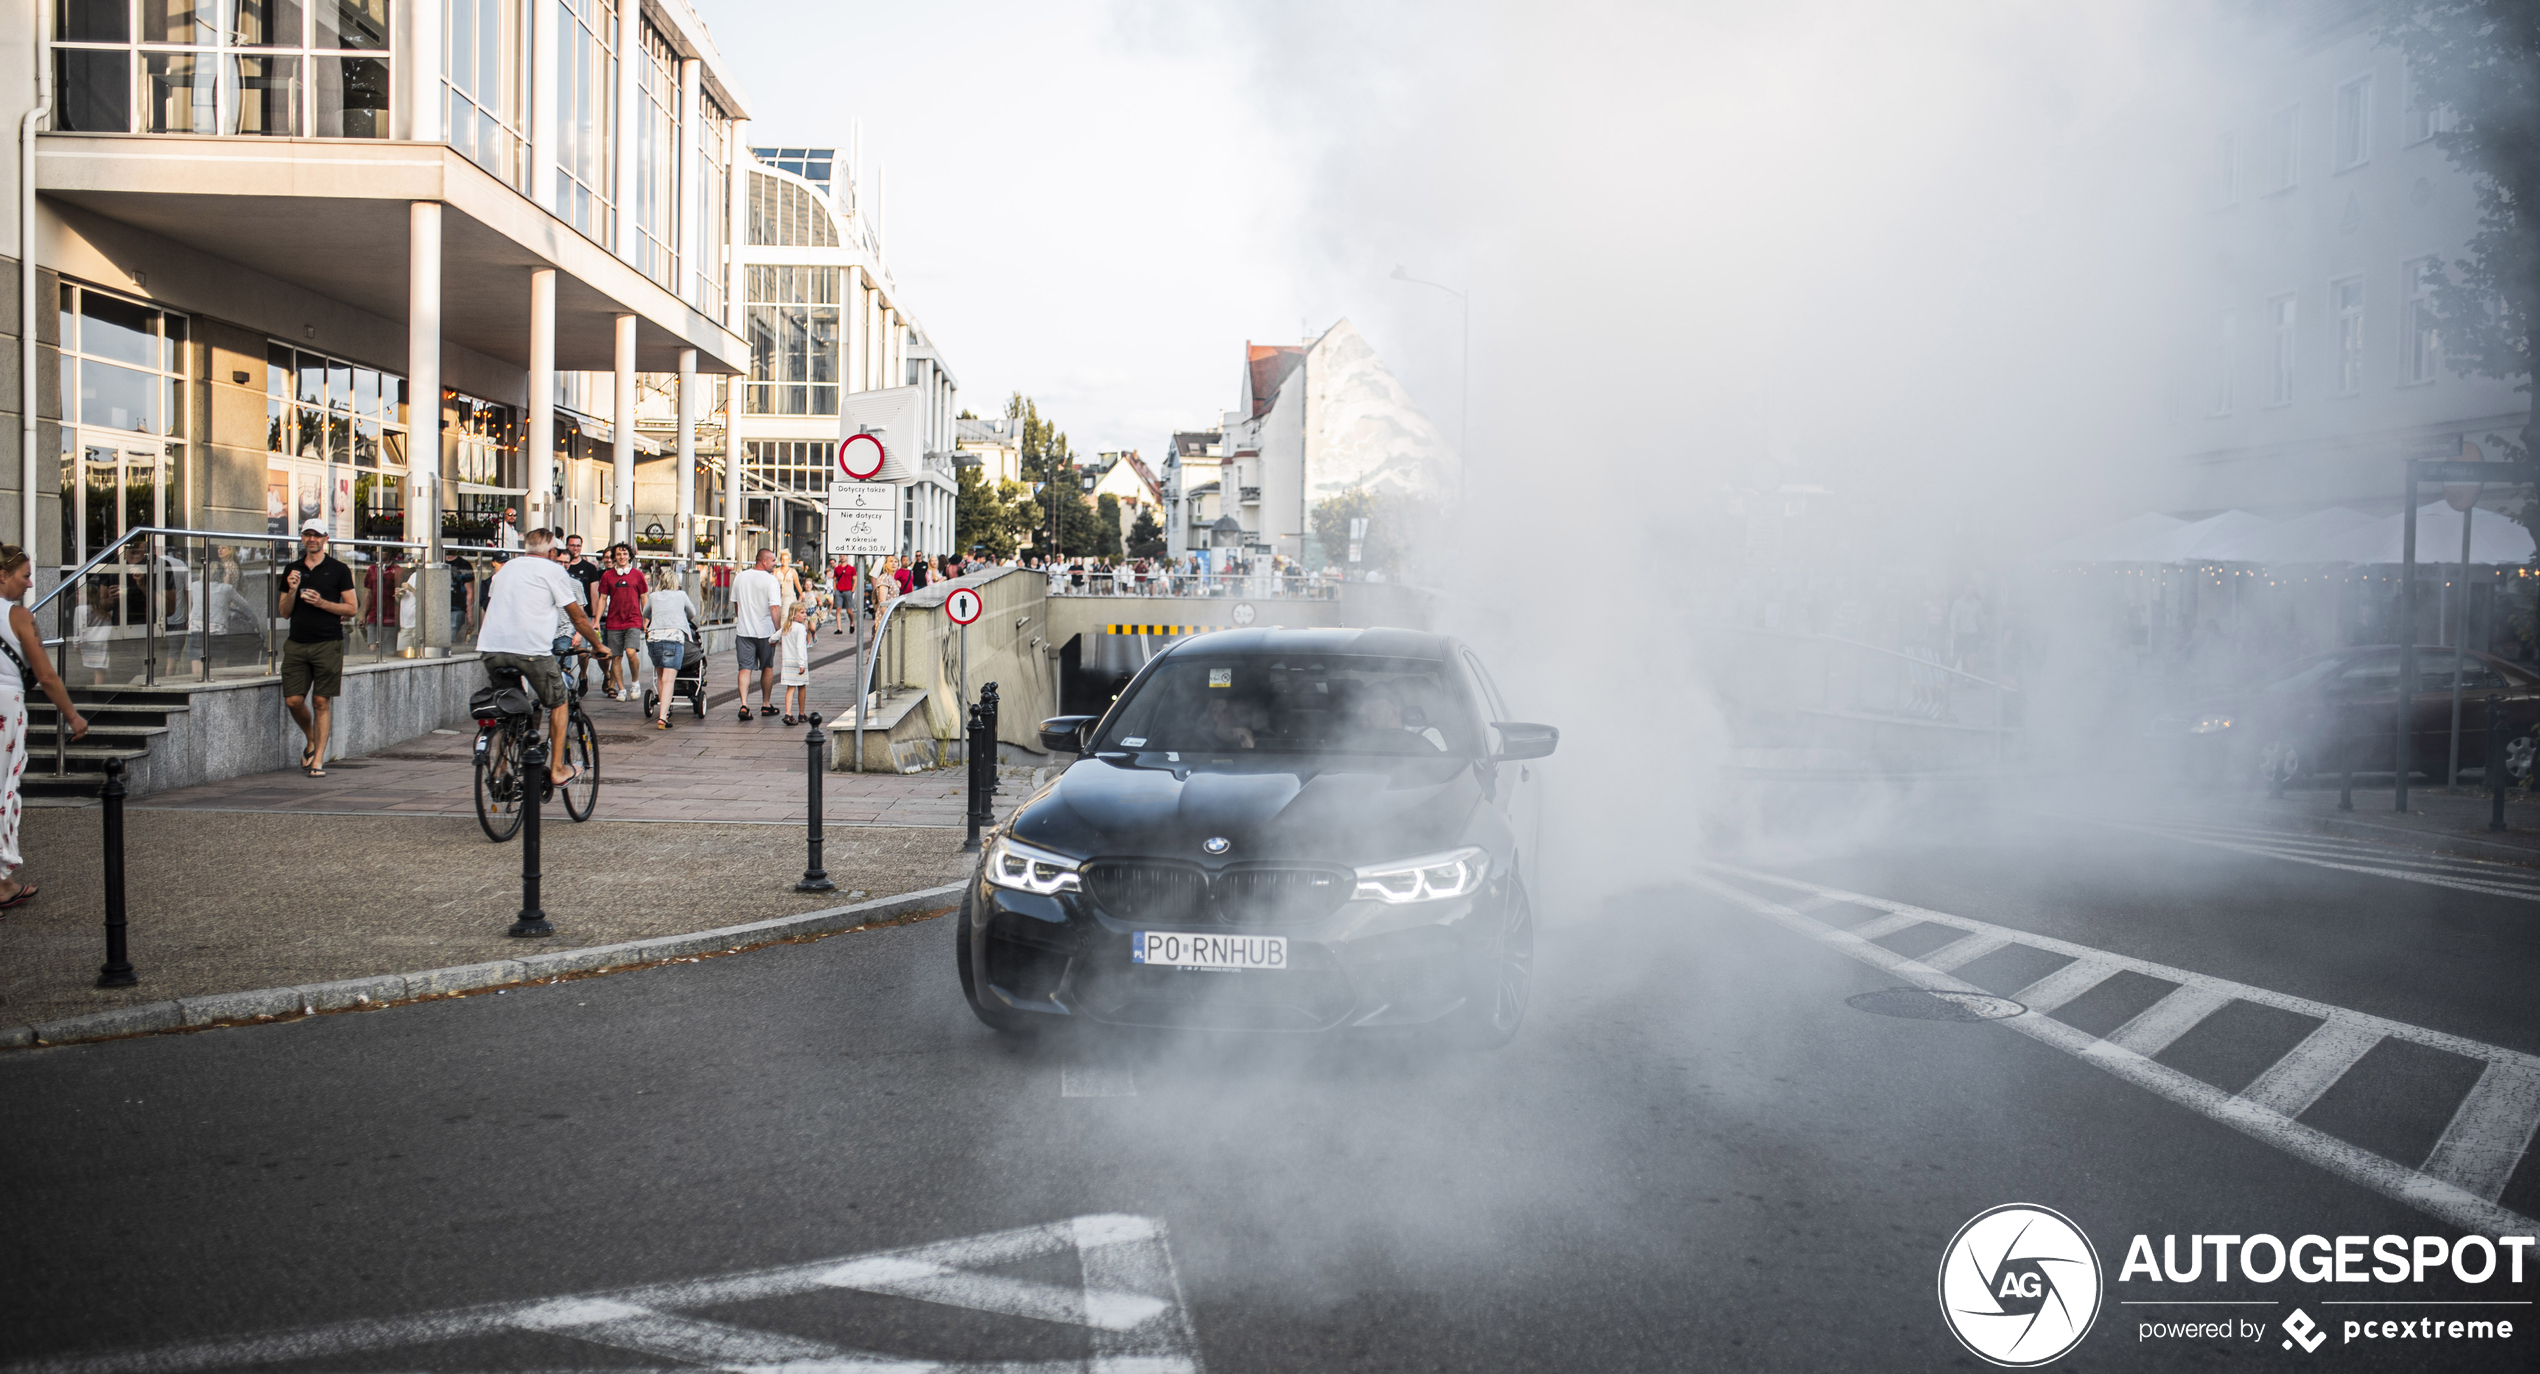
[596,543,650,701]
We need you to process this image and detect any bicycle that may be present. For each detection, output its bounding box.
[472,650,601,842]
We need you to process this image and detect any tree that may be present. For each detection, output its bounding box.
[1127,505,1167,558]
[1093,494,1126,560]
[2380,4,2540,495]
[954,463,1036,559]
[1310,486,1436,576]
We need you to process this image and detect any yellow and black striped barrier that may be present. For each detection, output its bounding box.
[1105,624,1204,637]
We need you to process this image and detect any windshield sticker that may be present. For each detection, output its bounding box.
[1123,737,1146,747]
[1208,669,1233,688]
[1166,751,1179,762]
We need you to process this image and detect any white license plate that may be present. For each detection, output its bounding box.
[1130,930,1287,971]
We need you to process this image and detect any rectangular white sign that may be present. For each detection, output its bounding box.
[827,481,896,556]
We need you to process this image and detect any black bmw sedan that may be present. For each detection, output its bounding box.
[957,627,1557,1046]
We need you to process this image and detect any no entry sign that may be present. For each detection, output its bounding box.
[839,433,887,481]
[945,586,983,625]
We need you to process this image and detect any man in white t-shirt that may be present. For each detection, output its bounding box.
[731,548,785,721]
[479,528,604,787]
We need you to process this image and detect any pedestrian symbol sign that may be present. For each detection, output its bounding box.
[946,587,983,625]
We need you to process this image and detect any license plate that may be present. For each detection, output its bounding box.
[1130,930,1287,971]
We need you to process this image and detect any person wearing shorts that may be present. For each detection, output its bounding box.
[278,522,357,776]
[642,566,698,729]
[597,543,649,701]
[478,528,603,789]
[730,548,783,721]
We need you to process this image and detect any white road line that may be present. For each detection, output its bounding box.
[2239,1018,2386,1119]
[1840,910,1924,942]
[2080,819,2540,903]
[1690,865,2538,1238]
[2423,1063,2540,1203]
[1917,932,2009,973]
[0,1216,1202,1374]
[2114,825,2540,892]
[2105,985,2236,1059]
[1062,1065,1137,1098]
[2120,822,2540,882]
[2011,959,2120,1014]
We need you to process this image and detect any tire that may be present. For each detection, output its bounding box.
[956,890,1041,1036]
[2256,739,2305,790]
[473,729,525,843]
[642,689,659,720]
[1450,878,1535,1050]
[559,711,600,821]
[691,677,706,718]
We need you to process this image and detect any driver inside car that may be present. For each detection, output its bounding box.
[1199,693,1257,749]
[1353,682,1447,751]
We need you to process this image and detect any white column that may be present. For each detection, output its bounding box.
[678,58,701,310]
[675,346,696,562]
[723,401,743,562]
[843,269,864,397]
[404,0,444,143]
[408,201,443,565]
[613,0,638,263]
[527,267,556,530]
[727,118,748,330]
[528,0,557,212]
[611,313,636,545]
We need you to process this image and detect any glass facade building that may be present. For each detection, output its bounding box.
[54,0,394,137]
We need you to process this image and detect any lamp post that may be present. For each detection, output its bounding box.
[1390,264,1469,504]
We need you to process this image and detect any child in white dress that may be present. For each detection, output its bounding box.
[778,604,811,725]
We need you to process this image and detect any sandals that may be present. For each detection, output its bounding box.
[783,714,798,727]
[0,883,36,910]
[542,761,582,801]
[304,762,327,778]
[738,705,753,721]
[654,717,674,730]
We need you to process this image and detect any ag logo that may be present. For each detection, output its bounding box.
[1938,1204,2102,1366]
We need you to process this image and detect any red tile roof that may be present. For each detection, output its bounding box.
[1246,344,1307,419]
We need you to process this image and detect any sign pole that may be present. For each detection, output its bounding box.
[853,556,865,773]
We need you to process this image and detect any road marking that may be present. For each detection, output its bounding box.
[0,1215,1203,1374]
[1063,1064,1138,1098]
[2239,1018,2385,1119]
[2424,1063,2540,1202]
[2104,984,2237,1059]
[1841,910,1923,941]
[1691,863,2539,1237]
[1916,932,2009,973]
[2010,959,2120,1014]
[2129,822,2540,884]
[2079,817,2540,903]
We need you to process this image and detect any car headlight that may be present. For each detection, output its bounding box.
[2188,715,2234,734]
[984,835,1081,895]
[1353,847,1489,903]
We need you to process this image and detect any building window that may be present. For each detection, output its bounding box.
[698,97,731,318]
[744,439,830,493]
[553,0,616,245]
[2267,104,2299,191]
[2334,76,2371,171]
[2210,313,2235,416]
[632,21,678,291]
[2404,64,2455,145]
[2406,257,2441,384]
[744,266,841,416]
[51,0,391,137]
[57,283,190,569]
[751,147,836,198]
[2267,293,2296,405]
[446,0,528,187]
[2332,277,2364,395]
[746,170,840,247]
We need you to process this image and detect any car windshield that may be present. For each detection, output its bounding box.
[1097,652,1483,757]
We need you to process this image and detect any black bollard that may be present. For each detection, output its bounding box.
[963,700,989,853]
[798,712,834,892]
[983,681,1002,795]
[96,757,136,988]
[509,738,553,937]
[2490,695,2508,832]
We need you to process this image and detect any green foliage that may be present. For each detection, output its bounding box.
[1127,505,1167,558]
[1093,494,1126,561]
[1309,486,1433,575]
[954,463,1037,559]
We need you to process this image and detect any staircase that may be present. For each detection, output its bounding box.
[22,688,192,801]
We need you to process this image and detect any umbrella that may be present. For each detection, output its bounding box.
[2200,506,2373,563]
[2038,512,2187,562]
[2295,502,2535,566]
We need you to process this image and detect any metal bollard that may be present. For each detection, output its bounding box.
[2490,694,2508,832]
[798,712,834,891]
[509,739,554,937]
[963,701,990,853]
[982,681,1002,795]
[96,758,136,988]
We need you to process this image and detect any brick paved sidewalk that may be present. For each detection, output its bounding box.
[135,628,1045,826]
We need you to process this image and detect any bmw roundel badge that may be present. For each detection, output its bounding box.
[1203,837,1231,856]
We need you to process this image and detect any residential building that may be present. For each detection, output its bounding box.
[1159,428,1221,557]
[956,415,1022,485]
[1217,319,1456,563]
[2171,1,2528,515]
[1085,449,1159,546]
[728,141,957,564]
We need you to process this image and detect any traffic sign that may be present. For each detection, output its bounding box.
[839,432,887,481]
[1231,602,1256,626]
[945,586,983,625]
[827,480,895,557]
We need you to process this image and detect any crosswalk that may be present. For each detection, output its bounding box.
[2081,816,2540,903]
[1695,863,2540,1237]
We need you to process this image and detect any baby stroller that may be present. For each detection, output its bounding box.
[642,635,709,721]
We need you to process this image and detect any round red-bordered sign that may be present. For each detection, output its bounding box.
[839,433,887,481]
[945,587,983,625]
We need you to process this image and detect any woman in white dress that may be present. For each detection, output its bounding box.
[0,545,89,908]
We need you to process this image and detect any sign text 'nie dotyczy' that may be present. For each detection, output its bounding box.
[828,478,894,558]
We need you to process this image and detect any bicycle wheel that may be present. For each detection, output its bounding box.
[473,728,525,842]
[559,710,600,821]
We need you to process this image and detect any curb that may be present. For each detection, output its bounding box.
[0,880,967,1051]
[2215,806,2540,869]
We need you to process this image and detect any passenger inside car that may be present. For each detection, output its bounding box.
[1200,694,1257,749]
[1352,683,1447,752]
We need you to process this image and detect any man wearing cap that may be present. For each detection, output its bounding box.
[280,521,359,776]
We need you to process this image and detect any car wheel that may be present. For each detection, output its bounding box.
[957,889,1040,1036]
[2509,731,2536,784]
[2256,739,2304,789]
[1451,879,1535,1050]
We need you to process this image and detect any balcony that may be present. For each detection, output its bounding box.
[1239,486,1261,504]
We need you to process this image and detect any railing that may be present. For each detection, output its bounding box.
[1044,569,1341,601]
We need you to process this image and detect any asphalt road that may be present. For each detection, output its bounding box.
[2,812,2535,1372]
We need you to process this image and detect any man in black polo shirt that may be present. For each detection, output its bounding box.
[561,532,604,693]
[279,521,358,776]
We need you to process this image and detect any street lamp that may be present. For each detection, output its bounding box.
[1391,264,1469,504]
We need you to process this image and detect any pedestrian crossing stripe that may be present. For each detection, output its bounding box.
[1105,624,1201,636]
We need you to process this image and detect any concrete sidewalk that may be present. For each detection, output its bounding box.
[2202,782,2540,865]
[0,806,985,1033]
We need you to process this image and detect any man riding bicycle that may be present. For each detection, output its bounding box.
[478,527,602,790]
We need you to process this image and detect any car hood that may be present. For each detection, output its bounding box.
[1012,754,1486,867]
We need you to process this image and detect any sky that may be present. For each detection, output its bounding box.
[700,0,1479,461]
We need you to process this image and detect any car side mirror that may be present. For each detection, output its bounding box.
[1039,715,1097,756]
[1492,721,1558,761]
